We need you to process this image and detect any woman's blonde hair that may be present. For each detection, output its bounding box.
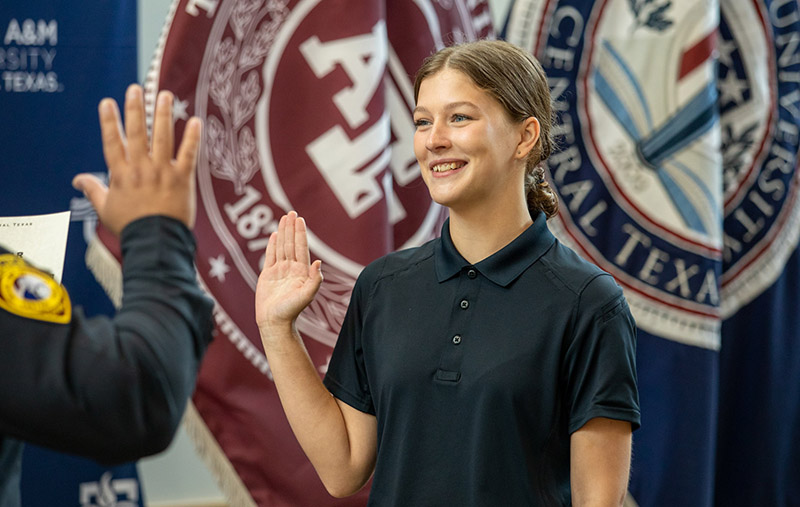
[414,39,559,218]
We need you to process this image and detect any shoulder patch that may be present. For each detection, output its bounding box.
[0,254,71,324]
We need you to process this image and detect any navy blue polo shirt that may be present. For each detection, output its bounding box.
[324,213,640,506]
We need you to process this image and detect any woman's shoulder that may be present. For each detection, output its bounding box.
[357,238,438,285]
[541,239,623,301]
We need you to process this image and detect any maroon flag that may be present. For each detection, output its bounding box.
[90,0,492,504]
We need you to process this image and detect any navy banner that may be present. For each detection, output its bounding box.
[0,0,143,505]
[716,0,800,505]
[503,0,800,505]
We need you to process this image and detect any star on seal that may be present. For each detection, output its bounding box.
[173,97,189,122]
[208,254,231,282]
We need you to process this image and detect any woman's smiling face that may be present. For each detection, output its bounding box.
[413,68,528,214]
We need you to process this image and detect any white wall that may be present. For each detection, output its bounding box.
[134,0,513,504]
[137,0,171,83]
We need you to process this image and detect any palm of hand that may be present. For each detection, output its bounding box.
[255,212,323,332]
[74,85,201,236]
[256,257,319,327]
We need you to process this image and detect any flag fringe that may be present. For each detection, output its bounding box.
[85,234,255,507]
[182,403,257,507]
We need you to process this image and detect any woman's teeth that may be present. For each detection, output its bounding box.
[431,162,465,172]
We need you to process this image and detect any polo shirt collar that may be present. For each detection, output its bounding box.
[434,211,556,287]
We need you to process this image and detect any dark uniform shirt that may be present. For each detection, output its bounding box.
[0,216,214,507]
[324,213,640,506]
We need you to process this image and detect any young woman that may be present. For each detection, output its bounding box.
[256,40,640,506]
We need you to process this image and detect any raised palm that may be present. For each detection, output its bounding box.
[255,212,323,335]
[73,85,202,236]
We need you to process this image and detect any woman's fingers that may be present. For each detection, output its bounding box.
[283,211,297,261]
[295,217,311,265]
[276,214,287,261]
[264,231,278,269]
[270,213,312,266]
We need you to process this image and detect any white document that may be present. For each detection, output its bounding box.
[0,211,72,282]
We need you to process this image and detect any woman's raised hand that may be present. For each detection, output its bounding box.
[255,212,323,338]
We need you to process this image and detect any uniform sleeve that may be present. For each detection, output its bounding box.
[0,216,214,464]
[563,274,640,434]
[322,261,379,416]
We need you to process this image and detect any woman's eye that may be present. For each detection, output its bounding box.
[414,118,431,127]
[452,114,470,122]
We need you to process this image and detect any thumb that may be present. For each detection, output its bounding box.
[310,260,323,282]
[308,259,324,293]
[73,173,109,214]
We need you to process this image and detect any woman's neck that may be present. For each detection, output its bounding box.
[448,200,533,264]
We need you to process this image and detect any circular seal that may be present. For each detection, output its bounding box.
[507,0,800,349]
[158,0,487,351]
[717,0,800,317]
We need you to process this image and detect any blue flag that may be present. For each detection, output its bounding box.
[715,0,800,504]
[0,1,143,505]
[503,0,799,504]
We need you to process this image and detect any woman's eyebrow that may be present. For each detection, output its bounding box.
[413,101,479,115]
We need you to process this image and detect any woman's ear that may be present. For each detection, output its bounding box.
[515,116,541,160]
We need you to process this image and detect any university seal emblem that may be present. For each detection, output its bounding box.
[139,0,493,503]
[505,0,800,349]
[716,0,800,317]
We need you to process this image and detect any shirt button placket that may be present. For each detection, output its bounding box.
[452,268,476,347]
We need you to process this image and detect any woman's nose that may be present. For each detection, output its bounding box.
[425,122,451,151]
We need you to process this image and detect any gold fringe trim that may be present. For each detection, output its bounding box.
[85,234,255,506]
[182,403,256,507]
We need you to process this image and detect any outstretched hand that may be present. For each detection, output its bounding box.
[255,212,323,338]
[72,84,203,235]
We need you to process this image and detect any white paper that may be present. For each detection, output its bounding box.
[0,211,71,282]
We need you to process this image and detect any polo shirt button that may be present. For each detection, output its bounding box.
[460,299,469,309]
[452,334,462,345]
[467,269,477,279]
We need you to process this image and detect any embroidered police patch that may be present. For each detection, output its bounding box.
[0,254,71,323]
